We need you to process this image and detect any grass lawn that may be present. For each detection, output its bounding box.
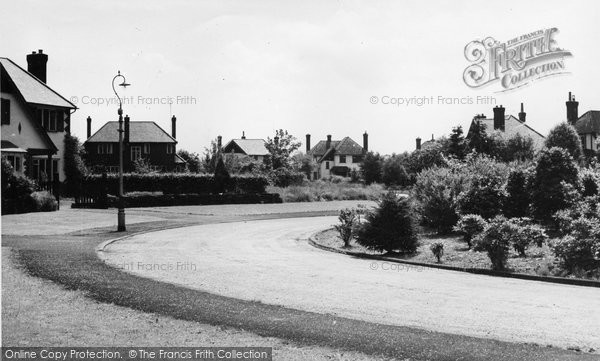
[313,228,598,280]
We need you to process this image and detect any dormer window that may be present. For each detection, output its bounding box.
[36,108,64,132]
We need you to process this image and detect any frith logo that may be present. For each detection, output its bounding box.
[463,28,572,92]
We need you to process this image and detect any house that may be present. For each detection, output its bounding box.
[466,104,545,149]
[567,92,600,153]
[1,50,77,182]
[306,132,368,179]
[83,115,186,173]
[221,132,269,162]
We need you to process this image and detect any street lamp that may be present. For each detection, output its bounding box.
[112,71,130,232]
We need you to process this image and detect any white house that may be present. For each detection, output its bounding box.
[0,50,77,182]
[306,133,368,179]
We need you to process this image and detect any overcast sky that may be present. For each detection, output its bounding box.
[2,0,599,155]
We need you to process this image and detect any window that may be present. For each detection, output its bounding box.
[143,144,151,154]
[166,144,175,154]
[49,111,57,131]
[325,161,330,170]
[253,155,259,160]
[43,109,50,129]
[339,155,346,164]
[1,98,10,125]
[97,143,113,154]
[131,146,142,161]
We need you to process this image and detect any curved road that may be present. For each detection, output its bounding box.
[101,216,600,352]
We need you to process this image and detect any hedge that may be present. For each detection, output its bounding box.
[78,173,269,195]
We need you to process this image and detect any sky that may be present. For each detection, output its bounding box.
[2,0,599,155]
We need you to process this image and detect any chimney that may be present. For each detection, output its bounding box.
[363,132,369,152]
[217,135,222,152]
[26,50,48,83]
[171,115,176,139]
[124,115,130,143]
[566,92,579,125]
[416,137,422,150]
[86,116,92,139]
[518,103,526,122]
[326,134,332,150]
[493,105,505,131]
[306,134,311,153]
[241,131,246,139]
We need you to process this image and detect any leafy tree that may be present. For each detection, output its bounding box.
[202,138,220,174]
[467,119,492,155]
[177,149,202,173]
[63,134,88,196]
[382,155,410,187]
[457,175,506,219]
[360,151,383,184]
[355,192,419,253]
[265,129,301,170]
[504,134,535,162]
[213,156,231,192]
[291,152,316,179]
[504,168,531,218]
[531,147,580,221]
[447,126,467,159]
[407,142,447,173]
[545,122,583,161]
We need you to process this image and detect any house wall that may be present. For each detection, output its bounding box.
[0,93,49,151]
[317,154,361,179]
[84,142,177,172]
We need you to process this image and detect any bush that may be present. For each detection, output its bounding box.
[30,191,59,212]
[509,218,548,256]
[457,175,506,219]
[360,152,383,185]
[214,157,231,193]
[270,167,306,187]
[355,192,419,253]
[334,208,357,247]
[63,133,88,196]
[544,122,583,161]
[1,157,39,214]
[430,242,444,263]
[453,214,487,249]
[580,168,600,197]
[473,216,513,270]
[267,182,385,203]
[382,155,410,187]
[552,235,599,271]
[531,147,580,221]
[504,168,531,218]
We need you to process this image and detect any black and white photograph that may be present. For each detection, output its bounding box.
[1,1,600,360]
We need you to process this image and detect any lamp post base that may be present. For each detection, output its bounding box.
[117,208,126,232]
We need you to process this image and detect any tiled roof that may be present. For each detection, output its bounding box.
[222,139,269,156]
[309,136,364,157]
[1,140,27,153]
[467,115,546,148]
[85,121,176,143]
[575,111,600,134]
[0,58,76,109]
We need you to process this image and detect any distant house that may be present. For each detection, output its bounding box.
[306,132,368,179]
[1,50,77,182]
[466,104,545,149]
[221,132,269,162]
[567,92,599,153]
[83,115,186,173]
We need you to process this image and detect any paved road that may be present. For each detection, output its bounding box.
[102,216,600,352]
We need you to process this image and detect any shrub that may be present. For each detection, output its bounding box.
[544,122,583,161]
[408,142,448,174]
[355,192,419,253]
[552,235,599,271]
[360,152,383,184]
[457,175,506,219]
[214,157,231,193]
[509,218,548,256]
[580,168,600,197]
[63,133,88,196]
[430,242,444,263]
[334,208,357,247]
[30,191,58,212]
[531,147,580,221]
[382,155,410,187]
[1,158,39,214]
[270,167,306,187]
[473,216,513,270]
[504,168,531,218]
[453,214,487,249]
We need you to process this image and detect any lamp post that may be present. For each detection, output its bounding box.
[112,71,130,232]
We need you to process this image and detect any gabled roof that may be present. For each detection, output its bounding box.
[575,111,600,134]
[0,57,76,109]
[1,140,27,153]
[85,121,176,143]
[467,115,545,148]
[222,138,269,156]
[309,136,364,159]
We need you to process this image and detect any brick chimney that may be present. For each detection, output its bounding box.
[518,103,526,122]
[241,131,246,139]
[416,137,422,150]
[86,116,92,139]
[171,115,176,139]
[493,105,505,131]
[566,92,579,125]
[305,134,311,153]
[27,50,48,83]
[217,135,222,152]
[363,132,368,152]
[124,115,130,143]
[326,134,332,150]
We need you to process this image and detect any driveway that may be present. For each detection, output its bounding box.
[101,216,600,353]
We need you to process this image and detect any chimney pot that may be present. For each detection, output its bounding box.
[566,91,579,125]
[326,135,332,150]
[217,135,222,152]
[171,115,177,139]
[493,105,506,131]
[86,116,92,139]
[416,137,422,150]
[26,49,49,83]
[305,134,311,153]
[518,103,526,123]
[363,132,369,152]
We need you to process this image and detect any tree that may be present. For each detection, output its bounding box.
[382,155,410,187]
[531,147,580,221]
[407,142,447,174]
[202,138,220,173]
[213,156,230,193]
[177,149,202,173]
[63,134,88,196]
[265,129,301,170]
[456,174,506,219]
[504,168,531,218]
[355,192,419,254]
[467,119,492,155]
[545,122,583,161]
[504,134,535,162]
[291,152,316,179]
[447,126,467,159]
[360,151,383,184]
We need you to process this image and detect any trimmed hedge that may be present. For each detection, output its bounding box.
[102,192,282,208]
[79,173,269,195]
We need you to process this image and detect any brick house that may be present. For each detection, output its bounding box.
[221,132,269,162]
[306,132,368,179]
[566,92,600,153]
[83,115,186,172]
[1,50,77,182]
